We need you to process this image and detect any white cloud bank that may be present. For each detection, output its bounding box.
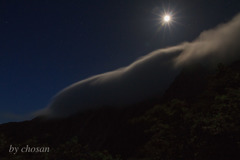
[38,13,240,118]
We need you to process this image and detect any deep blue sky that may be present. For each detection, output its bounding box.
[0,0,239,123]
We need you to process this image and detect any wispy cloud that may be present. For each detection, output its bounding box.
[175,13,240,66]
[34,13,240,118]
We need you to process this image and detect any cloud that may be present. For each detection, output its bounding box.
[175,13,240,67]
[37,45,184,117]
[38,13,240,118]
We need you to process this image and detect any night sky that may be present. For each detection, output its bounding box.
[0,0,239,123]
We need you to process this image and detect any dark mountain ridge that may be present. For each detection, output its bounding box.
[1,60,240,159]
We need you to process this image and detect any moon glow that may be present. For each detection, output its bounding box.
[164,15,171,22]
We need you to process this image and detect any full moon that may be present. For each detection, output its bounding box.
[164,15,171,22]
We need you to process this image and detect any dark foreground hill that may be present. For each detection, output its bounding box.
[1,61,240,160]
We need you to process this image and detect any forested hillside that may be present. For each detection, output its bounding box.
[1,62,240,160]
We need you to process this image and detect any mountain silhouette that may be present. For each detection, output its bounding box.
[1,60,240,160]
